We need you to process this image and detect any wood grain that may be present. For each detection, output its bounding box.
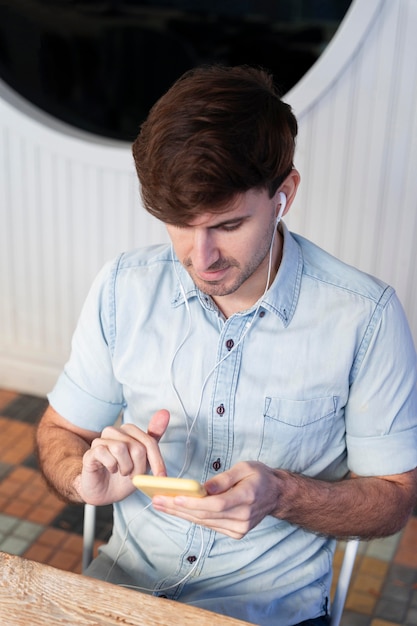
[0,553,251,625]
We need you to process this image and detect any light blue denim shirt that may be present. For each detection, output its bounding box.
[49,223,417,626]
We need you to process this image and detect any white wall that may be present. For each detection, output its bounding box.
[0,87,168,395]
[285,0,417,341]
[1,0,416,396]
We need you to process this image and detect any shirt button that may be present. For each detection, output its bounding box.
[259,310,266,318]
[212,458,222,471]
[216,404,225,415]
[226,339,234,350]
[187,555,197,563]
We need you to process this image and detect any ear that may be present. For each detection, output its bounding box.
[273,169,300,219]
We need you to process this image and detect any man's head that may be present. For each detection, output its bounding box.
[132,64,298,226]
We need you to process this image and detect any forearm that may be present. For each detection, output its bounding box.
[272,468,417,539]
[36,416,90,504]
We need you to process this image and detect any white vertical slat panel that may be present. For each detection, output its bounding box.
[338,9,396,269]
[0,127,15,348]
[24,141,44,353]
[375,0,417,306]
[38,147,61,356]
[53,155,77,352]
[8,134,32,350]
[0,78,168,395]
[285,0,417,347]
[397,90,417,320]
[343,13,388,273]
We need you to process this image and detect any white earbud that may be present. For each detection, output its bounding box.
[276,192,287,223]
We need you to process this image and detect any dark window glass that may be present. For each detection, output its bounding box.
[0,1,352,141]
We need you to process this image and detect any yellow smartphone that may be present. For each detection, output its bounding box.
[132,475,207,498]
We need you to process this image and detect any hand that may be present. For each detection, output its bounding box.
[77,409,170,506]
[152,461,281,539]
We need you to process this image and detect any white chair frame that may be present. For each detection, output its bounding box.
[82,504,359,625]
[82,503,97,574]
[330,539,359,626]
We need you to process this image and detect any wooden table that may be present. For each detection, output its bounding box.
[0,552,252,625]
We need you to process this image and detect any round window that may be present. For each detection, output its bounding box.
[0,1,352,141]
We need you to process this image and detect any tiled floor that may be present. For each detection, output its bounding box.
[1,388,417,625]
[0,388,112,574]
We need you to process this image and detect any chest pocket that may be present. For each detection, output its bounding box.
[257,396,337,472]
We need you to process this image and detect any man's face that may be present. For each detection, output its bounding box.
[166,188,282,311]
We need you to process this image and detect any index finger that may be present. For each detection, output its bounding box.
[146,409,170,476]
[147,409,170,441]
[123,410,170,477]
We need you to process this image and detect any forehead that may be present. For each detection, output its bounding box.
[185,188,270,228]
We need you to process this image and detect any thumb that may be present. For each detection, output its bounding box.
[147,409,170,442]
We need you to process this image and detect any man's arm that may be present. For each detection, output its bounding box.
[36,405,97,503]
[152,460,417,540]
[36,405,170,506]
[270,465,417,539]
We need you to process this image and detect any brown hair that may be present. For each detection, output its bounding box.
[132,64,297,225]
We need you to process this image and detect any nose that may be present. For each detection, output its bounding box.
[191,229,220,271]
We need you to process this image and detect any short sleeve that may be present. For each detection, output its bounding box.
[345,289,417,475]
[48,257,125,431]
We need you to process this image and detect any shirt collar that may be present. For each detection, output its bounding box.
[171,222,303,327]
[260,222,303,326]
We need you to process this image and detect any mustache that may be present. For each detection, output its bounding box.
[184,257,239,270]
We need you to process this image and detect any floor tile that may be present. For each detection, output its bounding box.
[37,527,74,547]
[0,435,35,464]
[3,499,34,518]
[23,542,54,563]
[0,513,19,533]
[373,596,408,623]
[341,612,371,626]
[345,589,378,614]
[1,394,48,423]
[0,461,12,478]
[13,519,44,541]
[48,548,82,572]
[366,533,402,562]
[0,389,18,411]
[353,571,384,598]
[0,535,31,555]
[405,605,417,625]
[408,589,417,607]
[380,579,412,603]
[370,620,402,626]
[0,477,23,498]
[7,465,39,484]
[386,563,417,585]
[394,517,417,568]
[26,505,64,525]
[0,513,43,556]
[359,556,389,578]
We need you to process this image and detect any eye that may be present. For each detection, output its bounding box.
[220,220,243,232]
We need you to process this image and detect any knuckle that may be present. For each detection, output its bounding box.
[129,445,147,465]
[236,522,250,539]
[246,490,257,506]
[101,425,117,437]
[119,423,136,435]
[109,440,126,456]
[90,436,110,450]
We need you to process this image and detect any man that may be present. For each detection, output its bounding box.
[36,65,417,626]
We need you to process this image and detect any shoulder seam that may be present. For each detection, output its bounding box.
[349,285,395,385]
